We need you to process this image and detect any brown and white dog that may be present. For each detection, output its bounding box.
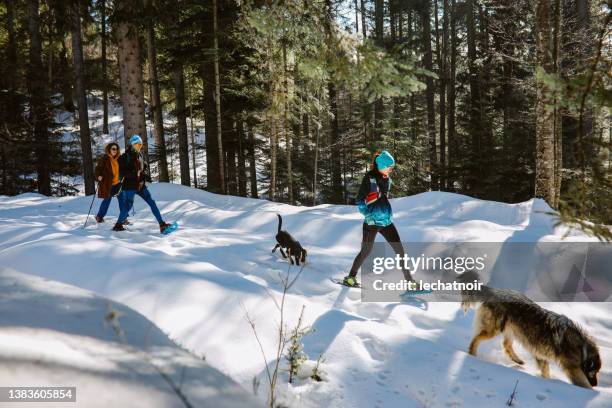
[459,271,601,388]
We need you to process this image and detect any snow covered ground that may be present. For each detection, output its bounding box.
[1,184,611,407]
[0,268,259,407]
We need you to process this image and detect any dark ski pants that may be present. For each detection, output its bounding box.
[117,186,163,225]
[97,184,123,218]
[349,223,412,281]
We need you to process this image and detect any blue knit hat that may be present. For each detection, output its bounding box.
[129,134,143,146]
[375,150,395,171]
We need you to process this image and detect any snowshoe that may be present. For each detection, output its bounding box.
[330,276,361,288]
[400,286,433,298]
[160,221,178,235]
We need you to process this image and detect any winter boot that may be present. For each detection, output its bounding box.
[95,216,104,223]
[112,223,126,232]
[123,218,131,225]
[159,221,172,234]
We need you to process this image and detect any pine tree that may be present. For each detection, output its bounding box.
[144,0,169,182]
[114,0,149,159]
[70,0,95,195]
[27,0,52,195]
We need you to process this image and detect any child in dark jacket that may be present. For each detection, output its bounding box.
[343,151,414,287]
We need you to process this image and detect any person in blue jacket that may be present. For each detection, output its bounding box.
[343,150,414,287]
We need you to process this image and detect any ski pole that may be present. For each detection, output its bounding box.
[113,177,125,197]
[83,182,99,229]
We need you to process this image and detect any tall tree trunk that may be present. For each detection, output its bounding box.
[202,39,220,191]
[327,81,343,204]
[247,123,258,198]
[447,0,456,190]
[552,0,562,208]
[328,82,343,204]
[390,0,395,40]
[354,0,359,33]
[478,4,494,195]
[145,0,169,182]
[561,0,592,171]
[269,115,277,201]
[313,117,320,206]
[60,39,75,112]
[27,0,52,195]
[390,2,399,143]
[47,9,55,89]
[373,0,384,140]
[498,0,514,154]
[466,0,481,194]
[171,2,189,186]
[213,0,225,193]
[173,67,190,186]
[4,0,19,195]
[99,0,109,134]
[421,0,437,190]
[265,28,277,201]
[359,0,369,148]
[189,91,198,188]
[326,0,343,203]
[360,0,367,39]
[282,43,294,204]
[237,120,247,196]
[534,0,561,207]
[6,0,19,120]
[114,0,149,160]
[70,1,95,195]
[437,0,448,190]
[375,0,384,44]
[225,119,238,196]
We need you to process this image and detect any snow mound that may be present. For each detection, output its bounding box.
[0,268,260,408]
[392,191,555,229]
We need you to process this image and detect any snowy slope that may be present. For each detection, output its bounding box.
[0,185,611,407]
[0,268,260,407]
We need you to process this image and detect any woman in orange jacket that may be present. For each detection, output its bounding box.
[94,142,124,223]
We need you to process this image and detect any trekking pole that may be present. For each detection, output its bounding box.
[83,182,99,229]
[114,177,125,197]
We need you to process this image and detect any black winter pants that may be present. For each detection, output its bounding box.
[349,223,412,281]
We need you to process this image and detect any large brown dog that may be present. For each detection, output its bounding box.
[459,271,601,388]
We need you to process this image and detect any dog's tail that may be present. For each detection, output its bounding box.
[277,213,282,233]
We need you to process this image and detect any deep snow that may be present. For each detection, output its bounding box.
[1,184,611,407]
[0,268,259,407]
